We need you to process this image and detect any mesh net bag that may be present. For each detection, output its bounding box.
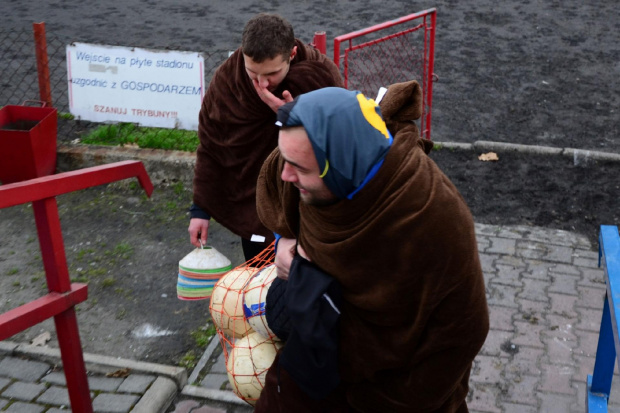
[209,241,283,405]
[226,331,283,405]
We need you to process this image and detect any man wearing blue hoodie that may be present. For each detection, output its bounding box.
[255,86,489,412]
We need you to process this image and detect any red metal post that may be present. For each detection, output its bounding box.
[55,307,93,412]
[312,31,327,55]
[33,198,71,292]
[35,196,92,412]
[333,38,341,69]
[423,10,437,140]
[32,22,53,107]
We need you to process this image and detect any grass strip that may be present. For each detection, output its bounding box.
[81,122,199,152]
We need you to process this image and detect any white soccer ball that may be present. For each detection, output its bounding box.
[227,331,283,405]
[243,264,279,340]
[210,267,255,338]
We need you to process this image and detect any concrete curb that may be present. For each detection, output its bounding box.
[562,147,620,163]
[0,341,18,355]
[57,141,620,190]
[188,333,221,385]
[57,143,196,185]
[181,384,248,406]
[132,376,178,413]
[472,140,564,156]
[0,340,187,388]
[434,141,473,151]
[434,140,620,163]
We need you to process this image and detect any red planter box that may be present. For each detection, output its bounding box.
[0,105,57,184]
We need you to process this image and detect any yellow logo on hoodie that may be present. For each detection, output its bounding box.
[356,93,389,140]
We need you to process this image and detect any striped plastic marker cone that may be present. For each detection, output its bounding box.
[177,246,232,300]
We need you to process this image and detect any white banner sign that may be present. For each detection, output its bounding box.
[66,42,204,130]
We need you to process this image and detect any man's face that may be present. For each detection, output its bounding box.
[243,47,297,92]
[279,127,339,206]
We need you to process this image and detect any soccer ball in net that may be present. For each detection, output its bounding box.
[243,264,279,340]
[227,331,283,405]
[210,267,255,338]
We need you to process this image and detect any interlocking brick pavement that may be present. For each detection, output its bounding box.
[467,223,620,413]
[181,223,620,412]
[2,223,619,413]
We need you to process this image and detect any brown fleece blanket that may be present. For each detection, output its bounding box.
[255,82,489,412]
[193,40,343,240]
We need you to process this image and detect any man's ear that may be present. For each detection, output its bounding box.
[289,46,298,61]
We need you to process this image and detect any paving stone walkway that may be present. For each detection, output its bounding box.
[184,223,620,412]
[2,223,619,412]
[467,224,619,412]
[0,355,157,412]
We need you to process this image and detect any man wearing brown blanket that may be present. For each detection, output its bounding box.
[188,13,343,260]
[254,85,489,412]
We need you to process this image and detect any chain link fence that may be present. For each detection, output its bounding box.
[334,9,436,139]
[1,30,41,107]
[3,14,436,148]
[0,26,230,149]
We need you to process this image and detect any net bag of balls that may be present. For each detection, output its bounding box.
[209,241,283,406]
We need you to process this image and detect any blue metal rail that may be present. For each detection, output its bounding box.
[587,225,620,412]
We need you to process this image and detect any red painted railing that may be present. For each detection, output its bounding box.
[0,160,153,411]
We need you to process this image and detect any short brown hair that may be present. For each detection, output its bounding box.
[242,13,295,62]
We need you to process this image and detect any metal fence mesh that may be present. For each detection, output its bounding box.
[335,10,436,139]
[0,27,230,148]
[344,29,426,98]
[0,30,40,106]
[3,14,436,147]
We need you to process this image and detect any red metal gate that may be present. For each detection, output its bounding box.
[334,8,437,140]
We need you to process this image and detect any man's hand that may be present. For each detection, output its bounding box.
[274,237,296,280]
[252,79,293,113]
[274,238,310,280]
[188,218,210,248]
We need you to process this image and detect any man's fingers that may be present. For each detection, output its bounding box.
[282,90,293,103]
[190,231,201,248]
[190,234,200,248]
[252,81,287,112]
[189,218,210,248]
[188,227,198,246]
